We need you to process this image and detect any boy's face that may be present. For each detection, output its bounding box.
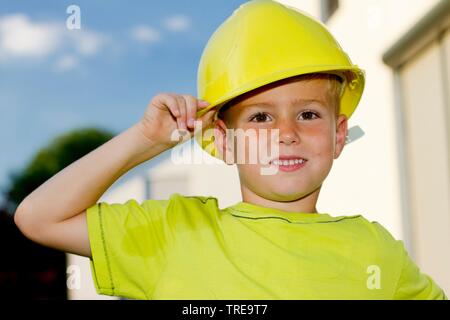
[213,77,348,204]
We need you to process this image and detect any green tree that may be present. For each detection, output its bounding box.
[4,127,114,211]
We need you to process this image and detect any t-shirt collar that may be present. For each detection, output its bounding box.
[227,201,360,223]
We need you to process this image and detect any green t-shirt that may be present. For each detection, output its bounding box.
[86,193,447,300]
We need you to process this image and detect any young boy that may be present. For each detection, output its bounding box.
[14,0,447,300]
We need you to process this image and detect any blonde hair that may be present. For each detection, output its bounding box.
[218,73,344,121]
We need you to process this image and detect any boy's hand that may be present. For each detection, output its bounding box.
[139,93,216,148]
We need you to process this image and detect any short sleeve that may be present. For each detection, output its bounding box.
[393,243,447,300]
[370,221,447,300]
[86,198,174,299]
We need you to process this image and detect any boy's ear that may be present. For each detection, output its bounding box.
[334,114,348,159]
[214,119,234,164]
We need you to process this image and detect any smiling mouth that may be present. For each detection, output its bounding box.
[268,157,308,172]
[270,158,307,166]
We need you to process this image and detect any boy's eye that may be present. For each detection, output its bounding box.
[249,112,271,122]
[299,111,319,120]
[248,111,320,122]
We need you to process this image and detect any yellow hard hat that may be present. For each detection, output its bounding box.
[195,0,365,159]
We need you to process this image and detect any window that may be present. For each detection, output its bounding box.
[320,0,339,22]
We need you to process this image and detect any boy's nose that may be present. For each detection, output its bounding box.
[279,133,298,145]
[276,121,299,145]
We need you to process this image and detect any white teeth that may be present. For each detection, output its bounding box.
[272,158,305,165]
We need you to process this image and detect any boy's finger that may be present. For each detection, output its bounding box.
[183,95,197,129]
[175,95,187,130]
[165,99,180,117]
[176,118,184,132]
[152,93,180,116]
[197,99,210,108]
[198,109,216,126]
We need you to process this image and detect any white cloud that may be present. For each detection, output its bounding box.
[70,30,108,56]
[0,13,108,65]
[0,14,62,58]
[163,15,190,32]
[54,55,78,72]
[131,25,160,44]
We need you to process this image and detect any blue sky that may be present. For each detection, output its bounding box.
[0,0,247,201]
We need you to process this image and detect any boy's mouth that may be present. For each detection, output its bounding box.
[269,156,308,172]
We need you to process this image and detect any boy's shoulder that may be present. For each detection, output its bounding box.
[147,193,221,218]
[138,193,219,209]
[341,213,402,243]
[164,193,220,207]
[356,215,403,245]
[342,214,406,259]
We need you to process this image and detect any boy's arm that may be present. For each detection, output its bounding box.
[14,122,169,258]
[14,93,215,258]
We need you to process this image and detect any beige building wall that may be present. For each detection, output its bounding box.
[400,39,450,292]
